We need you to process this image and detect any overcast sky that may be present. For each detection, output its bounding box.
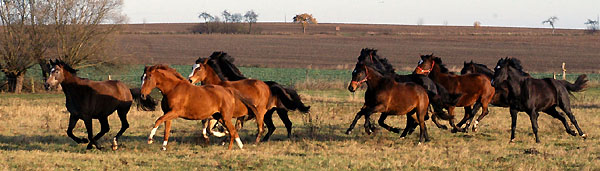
[123,0,600,29]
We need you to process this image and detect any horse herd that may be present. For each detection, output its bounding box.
[43,48,589,150]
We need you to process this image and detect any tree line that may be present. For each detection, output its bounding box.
[193,10,259,34]
[0,0,124,93]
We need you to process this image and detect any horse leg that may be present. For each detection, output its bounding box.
[82,116,99,150]
[559,103,586,139]
[377,112,400,133]
[544,108,576,136]
[456,106,473,130]
[447,107,463,133]
[201,119,211,144]
[276,108,293,138]
[161,120,172,151]
[94,117,110,142]
[254,111,265,144]
[113,107,130,150]
[219,112,242,150]
[400,111,418,138]
[345,107,373,135]
[472,102,488,132]
[431,113,448,130]
[66,114,87,144]
[413,107,429,144]
[148,111,178,145]
[509,108,518,143]
[262,109,276,141]
[527,110,541,143]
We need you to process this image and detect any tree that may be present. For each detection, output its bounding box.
[222,10,232,23]
[584,18,599,34]
[293,13,317,34]
[542,16,558,34]
[231,13,242,23]
[0,0,52,93]
[244,10,258,33]
[49,0,126,68]
[198,12,213,33]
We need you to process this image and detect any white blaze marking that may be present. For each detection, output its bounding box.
[141,73,146,86]
[189,64,200,78]
[50,68,56,72]
[496,66,501,69]
[235,137,243,149]
[418,59,423,64]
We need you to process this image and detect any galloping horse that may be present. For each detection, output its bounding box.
[460,61,510,108]
[349,63,431,143]
[45,59,157,150]
[492,58,588,143]
[199,52,310,141]
[345,49,459,134]
[414,54,495,132]
[189,58,274,143]
[140,65,258,150]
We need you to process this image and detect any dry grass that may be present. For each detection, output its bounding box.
[0,86,599,170]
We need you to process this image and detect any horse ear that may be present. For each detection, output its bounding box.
[203,58,209,65]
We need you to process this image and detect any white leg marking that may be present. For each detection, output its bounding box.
[149,127,158,138]
[162,141,168,151]
[202,128,209,139]
[235,137,243,149]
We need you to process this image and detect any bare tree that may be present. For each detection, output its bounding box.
[542,16,558,34]
[231,13,242,23]
[222,10,232,23]
[49,0,126,68]
[584,18,599,34]
[293,13,317,34]
[0,0,52,93]
[244,10,258,33]
[198,12,213,33]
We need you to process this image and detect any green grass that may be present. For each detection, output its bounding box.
[0,86,599,170]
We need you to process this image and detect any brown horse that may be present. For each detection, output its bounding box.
[349,63,431,143]
[414,54,495,133]
[188,58,274,143]
[140,65,258,150]
[45,59,157,150]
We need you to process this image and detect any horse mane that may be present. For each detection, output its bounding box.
[503,57,529,76]
[463,60,494,78]
[208,51,247,81]
[51,59,78,74]
[195,57,228,81]
[357,48,395,74]
[421,54,450,73]
[148,65,187,81]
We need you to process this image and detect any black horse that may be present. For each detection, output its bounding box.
[201,52,310,141]
[492,57,588,143]
[45,59,157,150]
[345,48,460,134]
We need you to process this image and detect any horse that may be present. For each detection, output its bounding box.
[44,59,158,150]
[414,54,495,133]
[349,62,431,143]
[345,48,460,135]
[492,57,588,143]
[188,58,275,143]
[200,52,310,141]
[140,65,258,150]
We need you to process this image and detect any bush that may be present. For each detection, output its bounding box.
[191,22,261,34]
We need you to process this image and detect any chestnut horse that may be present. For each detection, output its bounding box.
[492,58,588,143]
[414,54,495,133]
[349,63,431,143]
[188,58,274,143]
[45,59,157,150]
[198,52,310,141]
[140,65,258,150]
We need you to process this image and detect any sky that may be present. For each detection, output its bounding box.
[123,0,600,29]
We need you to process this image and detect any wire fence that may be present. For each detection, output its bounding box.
[1,64,600,93]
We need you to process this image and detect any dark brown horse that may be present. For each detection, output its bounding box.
[44,59,157,150]
[349,63,431,143]
[492,58,588,143]
[414,54,495,133]
[198,52,310,141]
[188,58,275,143]
[141,65,258,150]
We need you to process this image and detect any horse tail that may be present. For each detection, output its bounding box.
[232,90,259,117]
[265,81,310,113]
[129,88,158,111]
[559,74,588,93]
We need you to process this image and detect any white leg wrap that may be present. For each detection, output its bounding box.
[235,137,243,149]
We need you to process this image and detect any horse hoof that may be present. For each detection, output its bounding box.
[509,139,515,143]
[345,130,352,135]
[79,138,89,144]
[417,142,422,146]
[161,146,167,151]
[148,139,153,144]
[112,145,118,151]
[439,125,448,130]
[582,134,588,139]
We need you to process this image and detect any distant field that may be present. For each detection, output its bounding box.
[116,23,600,72]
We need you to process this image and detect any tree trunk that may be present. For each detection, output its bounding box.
[5,71,26,94]
[303,25,306,34]
[38,59,51,81]
[249,23,252,34]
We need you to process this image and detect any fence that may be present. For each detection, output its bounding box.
[1,64,600,93]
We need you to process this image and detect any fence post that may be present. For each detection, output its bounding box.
[108,75,112,80]
[562,62,566,80]
[31,77,35,93]
[553,72,556,79]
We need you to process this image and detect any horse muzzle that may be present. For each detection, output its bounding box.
[348,83,357,92]
[141,94,148,100]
